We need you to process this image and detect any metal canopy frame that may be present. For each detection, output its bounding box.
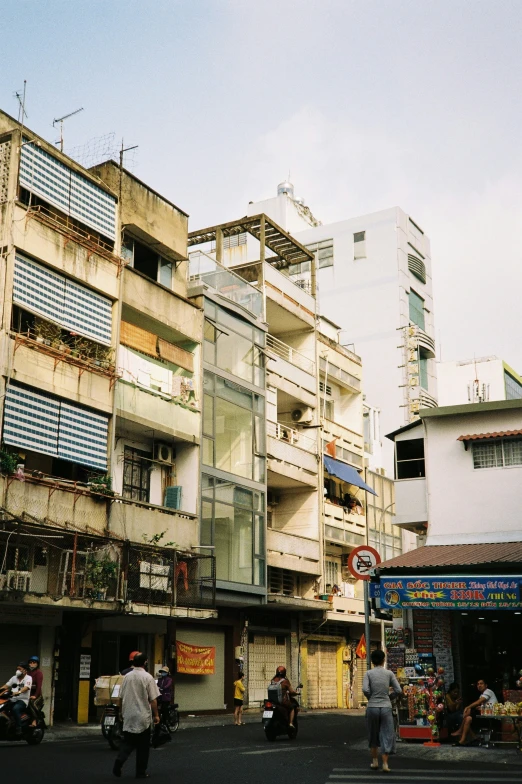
[188,214,314,268]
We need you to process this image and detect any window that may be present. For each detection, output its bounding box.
[472,439,522,469]
[354,231,366,259]
[203,303,265,387]
[202,475,265,586]
[409,289,425,330]
[505,371,522,400]
[408,253,427,284]
[202,371,265,483]
[123,447,151,502]
[322,398,334,421]
[325,560,339,589]
[305,239,334,269]
[268,567,295,596]
[124,235,174,289]
[418,349,429,390]
[396,438,425,479]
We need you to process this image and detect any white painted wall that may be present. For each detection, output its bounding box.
[424,406,522,545]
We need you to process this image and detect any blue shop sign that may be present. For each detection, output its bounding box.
[374,576,522,610]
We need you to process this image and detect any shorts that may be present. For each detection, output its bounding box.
[234,699,243,707]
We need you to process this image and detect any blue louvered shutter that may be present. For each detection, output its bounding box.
[164,486,182,510]
[62,279,112,345]
[13,253,65,323]
[58,402,108,469]
[3,385,59,457]
[19,142,116,240]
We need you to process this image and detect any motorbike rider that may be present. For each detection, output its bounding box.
[1,662,32,737]
[27,656,44,726]
[156,666,173,724]
[121,651,142,676]
[270,666,299,729]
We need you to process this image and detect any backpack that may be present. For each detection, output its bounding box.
[268,680,283,705]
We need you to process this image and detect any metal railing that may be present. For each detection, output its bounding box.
[188,251,263,318]
[0,517,216,611]
[267,420,318,453]
[320,357,361,391]
[266,334,315,375]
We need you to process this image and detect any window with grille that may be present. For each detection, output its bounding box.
[268,567,295,596]
[472,439,522,469]
[123,447,152,502]
[324,560,339,588]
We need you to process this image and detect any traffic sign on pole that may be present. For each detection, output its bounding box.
[347,545,381,581]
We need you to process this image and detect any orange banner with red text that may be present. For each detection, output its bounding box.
[176,641,216,675]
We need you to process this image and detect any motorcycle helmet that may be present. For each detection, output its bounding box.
[128,650,141,662]
[29,656,40,664]
[276,666,287,678]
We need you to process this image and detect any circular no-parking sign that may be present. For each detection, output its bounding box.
[347,545,381,580]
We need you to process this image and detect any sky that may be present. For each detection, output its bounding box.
[2,0,521,369]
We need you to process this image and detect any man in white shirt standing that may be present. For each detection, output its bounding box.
[113,653,160,779]
[1,662,32,737]
[451,677,498,746]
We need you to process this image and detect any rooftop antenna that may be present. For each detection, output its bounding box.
[14,80,28,125]
[53,107,84,152]
[119,139,139,201]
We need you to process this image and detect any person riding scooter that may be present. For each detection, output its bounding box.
[270,666,299,728]
[1,662,32,737]
[27,656,44,726]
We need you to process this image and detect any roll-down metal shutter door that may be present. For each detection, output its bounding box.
[248,635,288,704]
[307,641,337,708]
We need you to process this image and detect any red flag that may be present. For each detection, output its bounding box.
[355,634,367,660]
[325,438,337,457]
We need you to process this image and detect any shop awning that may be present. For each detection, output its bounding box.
[377,541,522,571]
[323,455,377,496]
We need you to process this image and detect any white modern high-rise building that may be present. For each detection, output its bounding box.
[224,183,438,473]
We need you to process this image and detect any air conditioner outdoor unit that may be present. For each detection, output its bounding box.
[291,407,313,424]
[154,443,173,464]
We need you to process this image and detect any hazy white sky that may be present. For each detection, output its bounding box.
[2,1,521,369]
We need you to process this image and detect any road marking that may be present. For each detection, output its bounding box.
[202,746,267,753]
[328,776,521,782]
[332,770,519,775]
[243,744,328,755]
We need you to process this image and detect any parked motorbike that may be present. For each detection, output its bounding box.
[0,690,46,745]
[262,684,303,741]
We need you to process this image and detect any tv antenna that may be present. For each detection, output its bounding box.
[53,107,84,152]
[14,81,28,125]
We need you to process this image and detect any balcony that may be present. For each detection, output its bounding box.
[264,262,316,332]
[322,420,364,468]
[188,252,263,319]
[12,203,121,300]
[123,266,203,345]
[109,498,198,551]
[324,501,366,548]
[319,356,361,393]
[267,422,318,489]
[266,334,316,407]
[327,595,366,624]
[116,379,200,443]
[266,528,321,576]
[0,517,216,617]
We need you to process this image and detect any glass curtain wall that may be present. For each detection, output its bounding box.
[202,300,266,587]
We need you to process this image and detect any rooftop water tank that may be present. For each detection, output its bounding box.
[277,181,294,198]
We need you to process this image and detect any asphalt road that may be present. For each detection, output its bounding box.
[2,714,522,783]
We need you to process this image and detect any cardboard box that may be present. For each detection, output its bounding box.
[94,675,124,706]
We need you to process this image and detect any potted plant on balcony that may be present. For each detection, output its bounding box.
[88,474,115,499]
[0,450,19,475]
[84,554,119,600]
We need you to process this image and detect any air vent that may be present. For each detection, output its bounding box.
[408,254,426,284]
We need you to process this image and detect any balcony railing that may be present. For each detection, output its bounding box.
[188,251,263,318]
[266,334,315,375]
[320,357,361,391]
[0,518,216,611]
[267,420,317,453]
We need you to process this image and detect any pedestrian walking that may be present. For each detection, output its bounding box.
[113,653,160,780]
[233,672,245,725]
[362,649,402,773]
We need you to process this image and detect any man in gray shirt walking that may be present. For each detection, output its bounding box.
[113,653,160,779]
